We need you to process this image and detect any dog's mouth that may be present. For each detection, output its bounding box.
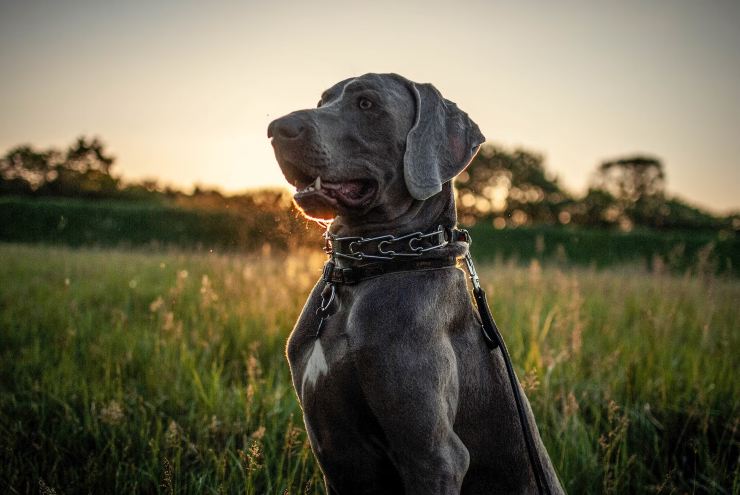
[290,174,377,219]
[295,176,376,207]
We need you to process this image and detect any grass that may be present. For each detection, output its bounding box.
[2,195,738,275]
[467,224,739,275]
[0,243,738,494]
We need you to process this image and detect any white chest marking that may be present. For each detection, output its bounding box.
[301,340,329,397]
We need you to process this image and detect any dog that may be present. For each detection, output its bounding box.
[268,73,563,494]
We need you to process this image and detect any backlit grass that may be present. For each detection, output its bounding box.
[0,243,737,494]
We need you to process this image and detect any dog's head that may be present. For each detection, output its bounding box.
[268,73,484,225]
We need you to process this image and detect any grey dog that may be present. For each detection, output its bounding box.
[268,73,563,494]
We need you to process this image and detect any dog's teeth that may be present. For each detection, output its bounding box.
[314,176,321,190]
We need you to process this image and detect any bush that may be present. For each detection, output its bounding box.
[0,196,316,252]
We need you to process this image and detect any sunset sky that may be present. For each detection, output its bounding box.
[1,0,738,212]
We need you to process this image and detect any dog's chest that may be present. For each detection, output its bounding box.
[289,312,356,406]
[300,339,329,395]
[297,336,352,405]
[288,309,387,464]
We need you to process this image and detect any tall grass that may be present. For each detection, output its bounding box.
[0,243,737,494]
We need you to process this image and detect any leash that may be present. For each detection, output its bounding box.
[462,242,552,495]
[318,226,552,495]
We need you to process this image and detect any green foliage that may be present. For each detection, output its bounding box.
[455,144,571,226]
[2,137,736,233]
[467,225,739,276]
[633,197,730,231]
[0,195,319,252]
[0,245,737,493]
[568,188,618,228]
[586,155,713,231]
[595,155,665,203]
[0,197,740,274]
[64,136,115,174]
[0,136,120,198]
[0,145,54,195]
[455,144,735,232]
[4,196,736,275]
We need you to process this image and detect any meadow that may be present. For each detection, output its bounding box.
[0,243,738,494]
[2,196,738,275]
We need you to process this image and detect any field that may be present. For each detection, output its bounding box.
[2,196,738,275]
[0,243,738,494]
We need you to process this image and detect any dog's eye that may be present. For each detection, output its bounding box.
[358,97,373,110]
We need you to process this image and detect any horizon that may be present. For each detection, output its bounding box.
[1,0,738,214]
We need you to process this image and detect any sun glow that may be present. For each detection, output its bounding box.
[0,1,737,210]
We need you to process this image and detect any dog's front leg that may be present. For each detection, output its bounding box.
[352,335,469,495]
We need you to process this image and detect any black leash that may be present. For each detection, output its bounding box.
[462,246,552,495]
[319,226,552,494]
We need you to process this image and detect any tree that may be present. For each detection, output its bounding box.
[63,136,115,175]
[590,155,666,229]
[0,145,53,192]
[567,187,618,228]
[0,137,119,197]
[593,155,665,203]
[455,144,571,226]
[1,136,119,197]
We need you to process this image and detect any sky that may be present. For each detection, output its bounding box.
[1,0,738,212]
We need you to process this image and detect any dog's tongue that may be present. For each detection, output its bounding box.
[323,180,366,200]
[336,181,364,199]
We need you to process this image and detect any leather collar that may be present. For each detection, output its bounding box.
[321,227,470,285]
[325,226,470,263]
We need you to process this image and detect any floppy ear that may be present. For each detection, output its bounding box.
[403,82,485,200]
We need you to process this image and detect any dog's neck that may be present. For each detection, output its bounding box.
[329,182,457,238]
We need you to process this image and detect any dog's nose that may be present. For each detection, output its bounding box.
[267,115,305,140]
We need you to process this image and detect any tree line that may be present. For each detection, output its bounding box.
[457,144,737,232]
[1,136,737,233]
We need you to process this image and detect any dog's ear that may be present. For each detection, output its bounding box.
[403,82,485,200]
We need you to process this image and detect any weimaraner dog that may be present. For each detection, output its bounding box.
[268,73,563,494]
